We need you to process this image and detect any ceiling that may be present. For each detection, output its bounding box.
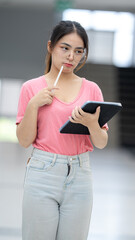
[0,0,135,12]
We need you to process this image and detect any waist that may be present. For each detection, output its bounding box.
[31,148,90,164]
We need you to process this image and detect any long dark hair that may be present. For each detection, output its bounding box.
[45,20,89,73]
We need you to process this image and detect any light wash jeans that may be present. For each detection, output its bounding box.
[22,148,93,240]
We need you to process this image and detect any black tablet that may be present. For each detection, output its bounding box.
[59,101,122,135]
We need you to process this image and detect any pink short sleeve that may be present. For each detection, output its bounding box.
[93,83,109,131]
[16,83,31,124]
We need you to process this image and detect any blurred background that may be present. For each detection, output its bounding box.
[0,0,135,239]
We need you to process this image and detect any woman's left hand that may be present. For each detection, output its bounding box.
[69,106,101,129]
[69,106,108,149]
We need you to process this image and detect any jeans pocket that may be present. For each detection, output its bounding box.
[29,157,54,172]
[81,158,91,173]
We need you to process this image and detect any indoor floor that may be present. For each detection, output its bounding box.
[0,143,135,240]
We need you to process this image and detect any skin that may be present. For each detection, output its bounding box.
[16,32,108,149]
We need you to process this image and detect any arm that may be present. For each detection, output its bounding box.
[69,106,108,149]
[16,87,58,148]
[87,120,108,149]
[16,101,38,148]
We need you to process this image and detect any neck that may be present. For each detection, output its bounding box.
[46,67,76,84]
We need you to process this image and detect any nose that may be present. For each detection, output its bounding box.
[67,50,74,61]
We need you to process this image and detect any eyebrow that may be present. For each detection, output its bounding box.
[61,42,84,50]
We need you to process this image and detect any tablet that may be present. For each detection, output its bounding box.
[59,101,122,135]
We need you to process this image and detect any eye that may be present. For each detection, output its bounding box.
[61,46,69,51]
[75,49,84,55]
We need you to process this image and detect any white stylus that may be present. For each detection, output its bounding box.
[53,66,63,87]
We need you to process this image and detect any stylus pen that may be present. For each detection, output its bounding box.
[54,66,63,87]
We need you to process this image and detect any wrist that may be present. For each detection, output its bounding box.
[28,98,39,110]
[88,122,101,135]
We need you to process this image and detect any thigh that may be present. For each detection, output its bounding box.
[57,196,92,240]
[22,157,59,240]
[56,156,93,240]
[22,190,59,240]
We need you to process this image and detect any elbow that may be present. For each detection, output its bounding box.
[16,125,34,148]
[20,141,31,148]
[93,132,108,150]
[96,142,108,149]
[17,137,31,148]
[96,136,108,149]
[23,143,31,148]
[16,132,32,148]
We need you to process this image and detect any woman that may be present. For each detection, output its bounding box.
[16,20,108,240]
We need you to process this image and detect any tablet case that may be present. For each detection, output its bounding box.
[59,101,122,135]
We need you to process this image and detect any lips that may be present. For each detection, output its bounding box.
[64,63,73,67]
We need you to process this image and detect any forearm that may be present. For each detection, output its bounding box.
[16,86,58,148]
[88,123,108,149]
[16,101,38,148]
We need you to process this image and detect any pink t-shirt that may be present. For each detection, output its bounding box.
[16,75,108,155]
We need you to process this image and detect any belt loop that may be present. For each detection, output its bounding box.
[79,155,82,167]
[51,154,57,166]
[31,147,35,157]
[69,157,73,166]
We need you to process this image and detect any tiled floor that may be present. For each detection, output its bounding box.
[0,143,135,240]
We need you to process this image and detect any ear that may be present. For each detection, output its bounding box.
[47,40,52,53]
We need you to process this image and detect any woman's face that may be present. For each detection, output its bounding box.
[50,32,85,73]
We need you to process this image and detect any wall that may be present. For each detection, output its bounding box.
[0,6,56,79]
[78,63,120,148]
[0,6,129,148]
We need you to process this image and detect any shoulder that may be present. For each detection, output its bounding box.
[21,75,46,95]
[83,78,102,91]
[82,78,104,100]
[19,75,46,98]
[22,75,45,89]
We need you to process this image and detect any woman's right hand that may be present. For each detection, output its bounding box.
[29,87,59,109]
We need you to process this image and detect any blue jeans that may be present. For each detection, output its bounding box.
[22,148,93,240]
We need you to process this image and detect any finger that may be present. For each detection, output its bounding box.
[96,106,101,115]
[45,90,53,97]
[71,110,76,120]
[50,87,60,96]
[75,106,82,119]
[46,95,54,104]
[71,107,79,119]
[47,88,59,97]
[48,87,60,94]
[47,86,60,91]
[70,108,81,123]
[78,107,85,116]
[69,115,82,124]
[69,116,76,123]
[52,87,60,91]
[94,106,100,120]
[74,106,86,120]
